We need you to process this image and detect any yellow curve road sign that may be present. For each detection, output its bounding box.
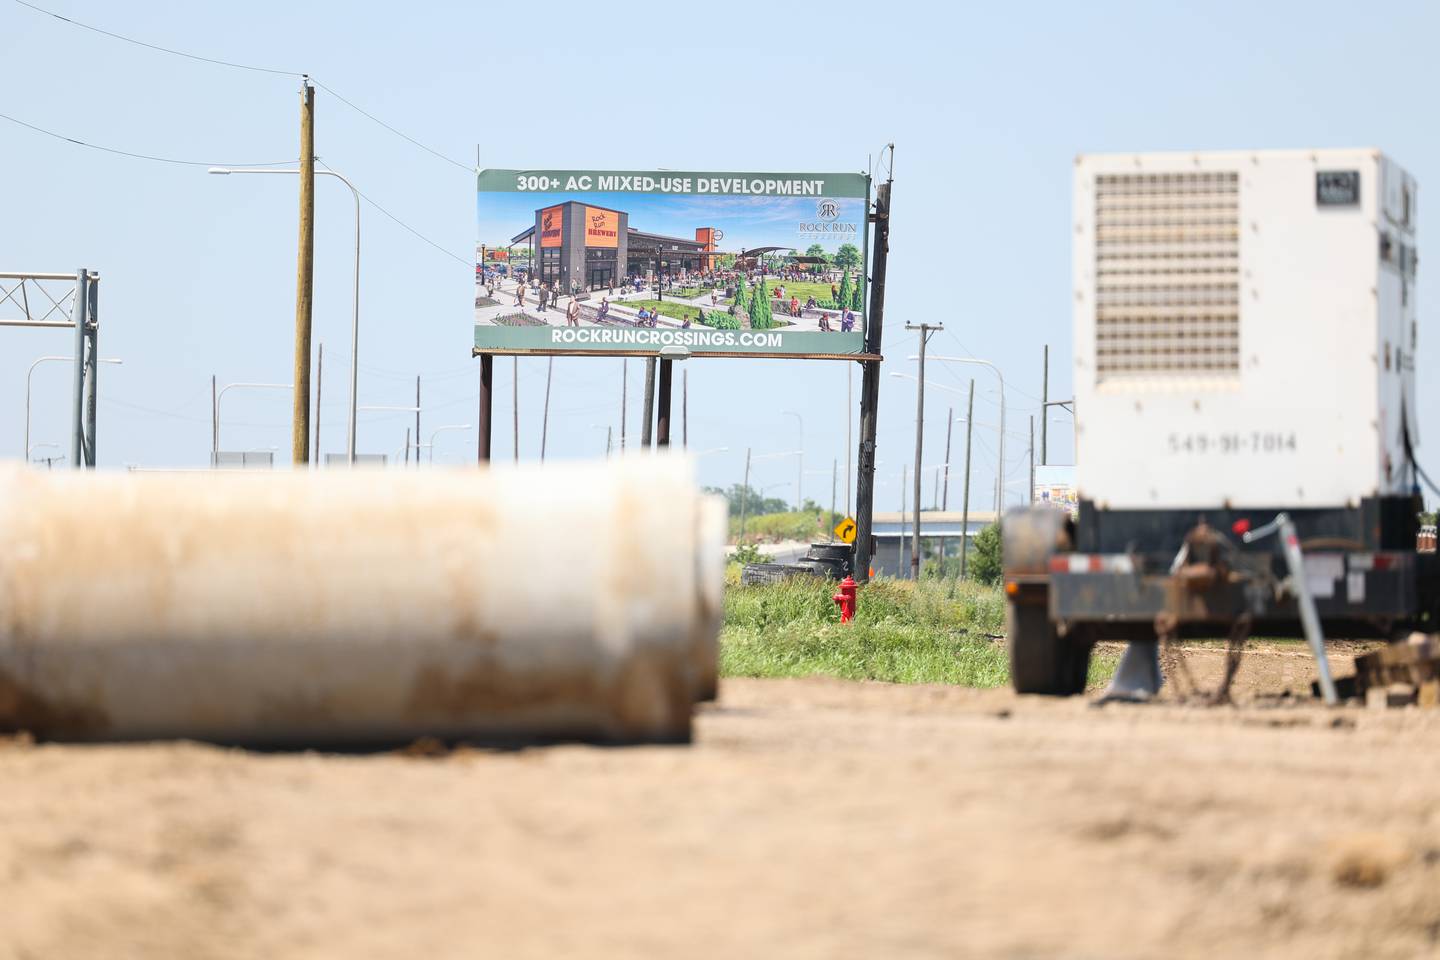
[834,516,857,544]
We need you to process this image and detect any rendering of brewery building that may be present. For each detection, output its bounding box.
[506,200,720,292]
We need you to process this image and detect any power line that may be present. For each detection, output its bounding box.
[0,105,471,268]
[311,79,471,172]
[316,159,470,267]
[0,110,295,167]
[13,0,473,172]
[13,0,300,75]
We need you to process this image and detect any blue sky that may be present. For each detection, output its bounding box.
[1,0,1435,514]
[478,191,865,257]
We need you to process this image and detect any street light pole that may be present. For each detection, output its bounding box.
[27,355,121,462]
[908,355,1007,513]
[428,424,472,463]
[214,382,293,461]
[209,166,361,464]
[782,410,803,511]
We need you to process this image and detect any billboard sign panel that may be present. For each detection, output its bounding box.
[475,168,870,358]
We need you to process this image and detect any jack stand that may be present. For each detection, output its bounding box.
[1098,641,1164,703]
[1243,512,1339,706]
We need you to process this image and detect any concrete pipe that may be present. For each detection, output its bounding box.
[0,458,724,746]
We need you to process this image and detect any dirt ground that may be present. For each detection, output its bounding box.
[4,643,1440,960]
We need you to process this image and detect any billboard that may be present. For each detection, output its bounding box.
[475,169,870,358]
[1033,465,1079,515]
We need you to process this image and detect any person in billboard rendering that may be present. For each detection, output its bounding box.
[566,298,581,327]
[841,309,855,333]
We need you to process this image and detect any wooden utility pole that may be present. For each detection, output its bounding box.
[905,322,943,581]
[960,379,974,579]
[292,79,315,465]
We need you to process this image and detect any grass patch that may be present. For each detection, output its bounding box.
[615,299,704,324]
[732,510,831,543]
[731,280,836,307]
[721,578,1007,685]
[720,576,1121,689]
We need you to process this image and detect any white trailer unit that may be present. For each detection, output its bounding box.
[1073,149,1418,509]
[1002,149,1433,697]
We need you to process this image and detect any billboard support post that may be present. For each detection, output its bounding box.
[477,354,492,463]
[854,166,893,584]
[656,358,672,447]
[641,357,656,448]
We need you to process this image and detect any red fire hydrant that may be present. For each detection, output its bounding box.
[832,576,857,624]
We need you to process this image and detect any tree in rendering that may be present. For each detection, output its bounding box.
[834,243,861,270]
[838,269,852,309]
[749,280,772,330]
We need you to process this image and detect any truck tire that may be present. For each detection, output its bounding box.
[1007,598,1090,695]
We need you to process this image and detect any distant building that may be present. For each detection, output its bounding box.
[869,510,999,578]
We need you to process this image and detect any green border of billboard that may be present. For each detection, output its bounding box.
[474,168,875,360]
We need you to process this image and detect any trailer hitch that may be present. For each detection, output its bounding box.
[1101,514,1340,706]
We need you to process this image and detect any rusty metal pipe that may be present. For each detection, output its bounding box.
[0,458,724,745]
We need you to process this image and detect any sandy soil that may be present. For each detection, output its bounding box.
[3,645,1439,960]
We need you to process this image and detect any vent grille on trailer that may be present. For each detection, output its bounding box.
[1094,171,1240,381]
